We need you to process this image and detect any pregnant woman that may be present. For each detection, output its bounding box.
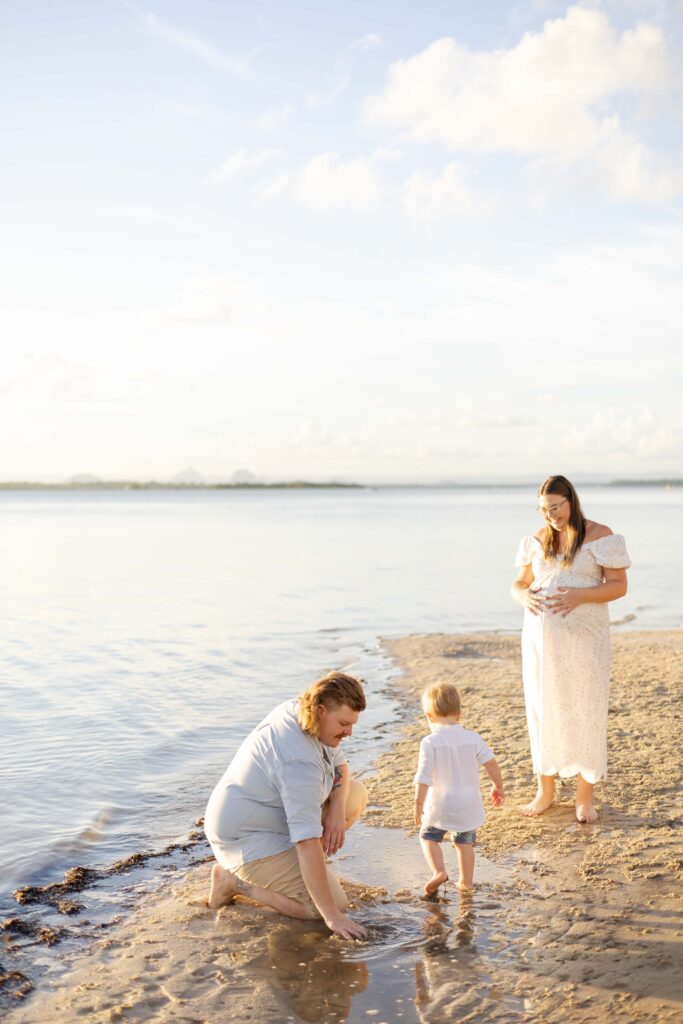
[511,475,630,823]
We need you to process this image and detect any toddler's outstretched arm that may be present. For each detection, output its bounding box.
[484,759,505,807]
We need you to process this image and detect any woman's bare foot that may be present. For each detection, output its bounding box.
[575,802,598,824]
[207,864,239,909]
[575,775,597,823]
[424,871,448,896]
[522,774,555,817]
[521,793,554,817]
[457,881,475,893]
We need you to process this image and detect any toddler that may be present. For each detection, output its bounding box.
[414,682,504,894]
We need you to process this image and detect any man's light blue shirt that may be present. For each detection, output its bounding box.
[204,700,347,869]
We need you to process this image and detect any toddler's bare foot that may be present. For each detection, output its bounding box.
[207,864,239,909]
[575,802,598,824]
[457,881,475,893]
[424,871,448,896]
[521,793,554,817]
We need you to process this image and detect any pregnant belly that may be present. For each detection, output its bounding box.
[525,594,607,637]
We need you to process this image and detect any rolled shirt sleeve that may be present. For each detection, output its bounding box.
[332,744,347,770]
[274,758,327,844]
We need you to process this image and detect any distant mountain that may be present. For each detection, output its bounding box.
[230,469,258,484]
[171,467,205,485]
[67,473,103,485]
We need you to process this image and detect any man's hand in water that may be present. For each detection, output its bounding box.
[325,910,367,941]
[321,804,346,855]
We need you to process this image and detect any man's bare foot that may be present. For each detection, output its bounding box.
[521,793,554,817]
[576,802,598,824]
[424,871,448,896]
[207,864,239,909]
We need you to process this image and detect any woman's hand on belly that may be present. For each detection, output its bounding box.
[545,587,585,617]
[522,587,550,616]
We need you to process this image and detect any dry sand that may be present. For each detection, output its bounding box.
[4,630,682,1024]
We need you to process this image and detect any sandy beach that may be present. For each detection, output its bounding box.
[4,629,682,1024]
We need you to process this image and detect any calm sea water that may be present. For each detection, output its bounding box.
[1,485,680,913]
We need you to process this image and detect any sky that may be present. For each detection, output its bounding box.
[1,0,682,483]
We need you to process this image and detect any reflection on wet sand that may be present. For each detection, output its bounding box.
[256,887,499,1024]
[259,925,369,1023]
[421,890,477,956]
[417,892,479,1017]
[414,890,529,1023]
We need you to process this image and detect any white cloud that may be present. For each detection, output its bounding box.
[211,148,281,184]
[157,100,229,123]
[351,33,383,51]
[256,102,297,131]
[93,201,192,229]
[279,411,546,474]
[403,162,490,220]
[283,420,450,466]
[253,173,290,205]
[124,3,256,75]
[305,76,350,109]
[564,408,681,458]
[0,351,93,402]
[365,5,680,200]
[295,152,384,212]
[168,273,254,324]
[594,122,683,201]
[372,146,404,163]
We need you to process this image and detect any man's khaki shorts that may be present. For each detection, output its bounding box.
[234,846,346,918]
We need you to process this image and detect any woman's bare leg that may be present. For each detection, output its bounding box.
[575,775,598,823]
[522,773,555,816]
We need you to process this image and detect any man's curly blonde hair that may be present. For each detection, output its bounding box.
[297,671,366,737]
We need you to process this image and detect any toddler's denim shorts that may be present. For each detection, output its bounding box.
[420,825,477,844]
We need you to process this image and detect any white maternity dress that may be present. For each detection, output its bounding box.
[515,534,631,783]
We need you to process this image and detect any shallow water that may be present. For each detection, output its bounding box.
[246,825,524,1024]
[339,823,507,893]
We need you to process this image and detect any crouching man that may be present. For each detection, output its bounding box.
[204,671,368,940]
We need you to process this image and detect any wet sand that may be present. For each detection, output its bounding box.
[4,630,682,1023]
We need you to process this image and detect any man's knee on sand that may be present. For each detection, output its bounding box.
[321,776,368,828]
[347,778,368,823]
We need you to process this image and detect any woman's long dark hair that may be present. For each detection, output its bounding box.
[538,475,586,567]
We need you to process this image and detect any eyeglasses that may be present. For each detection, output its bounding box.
[536,498,568,518]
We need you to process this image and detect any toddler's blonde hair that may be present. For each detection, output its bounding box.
[421,682,461,719]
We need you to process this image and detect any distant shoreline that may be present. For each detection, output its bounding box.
[0,481,364,491]
[0,479,679,492]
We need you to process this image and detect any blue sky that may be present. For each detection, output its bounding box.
[1,0,682,481]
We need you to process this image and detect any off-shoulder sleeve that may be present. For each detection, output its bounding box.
[593,533,631,569]
[514,535,534,567]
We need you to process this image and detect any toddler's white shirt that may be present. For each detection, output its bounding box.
[414,723,494,833]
